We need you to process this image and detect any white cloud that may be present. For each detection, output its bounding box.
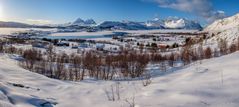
[26,19,52,25]
[149,0,226,23]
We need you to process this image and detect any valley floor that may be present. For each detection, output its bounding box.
[0,52,239,107]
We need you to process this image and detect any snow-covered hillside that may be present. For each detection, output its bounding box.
[205,13,239,32]
[205,13,239,44]
[1,51,239,107]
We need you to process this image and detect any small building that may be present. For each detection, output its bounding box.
[158,44,169,52]
[96,43,105,51]
[56,41,70,46]
[79,43,90,48]
[32,41,50,48]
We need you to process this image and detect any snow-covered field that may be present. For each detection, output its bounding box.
[1,51,239,107]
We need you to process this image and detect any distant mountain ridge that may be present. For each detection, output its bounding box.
[0,21,33,28]
[0,21,55,28]
[0,17,203,30]
[97,17,202,30]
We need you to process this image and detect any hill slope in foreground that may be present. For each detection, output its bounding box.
[0,52,239,107]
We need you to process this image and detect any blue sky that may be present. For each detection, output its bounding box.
[0,0,238,24]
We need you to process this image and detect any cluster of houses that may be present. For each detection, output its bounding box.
[6,29,204,54]
[32,40,121,53]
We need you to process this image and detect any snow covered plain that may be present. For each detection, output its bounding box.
[0,51,239,107]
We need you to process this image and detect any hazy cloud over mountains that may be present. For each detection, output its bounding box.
[26,19,52,25]
[149,0,226,23]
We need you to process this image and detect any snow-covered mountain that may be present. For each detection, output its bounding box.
[164,18,186,29]
[84,19,96,25]
[145,18,165,29]
[204,13,239,44]
[97,18,202,30]
[73,18,96,26]
[98,21,148,30]
[146,17,202,30]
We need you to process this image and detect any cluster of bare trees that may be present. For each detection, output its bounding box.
[17,46,150,81]
[180,37,239,66]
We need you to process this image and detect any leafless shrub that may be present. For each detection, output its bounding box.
[142,71,152,87]
[204,47,212,59]
[104,82,121,101]
[218,38,228,55]
[229,44,237,53]
[125,96,135,107]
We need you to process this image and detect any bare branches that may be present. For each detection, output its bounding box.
[104,82,121,101]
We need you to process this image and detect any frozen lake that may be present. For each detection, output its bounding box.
[40,35,113,40]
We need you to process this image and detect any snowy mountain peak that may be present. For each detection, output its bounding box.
[73,18,96,26]
[146,17,202,30]
[73,18,85,24]
[164,18,186,29]
[84,19,96,25]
